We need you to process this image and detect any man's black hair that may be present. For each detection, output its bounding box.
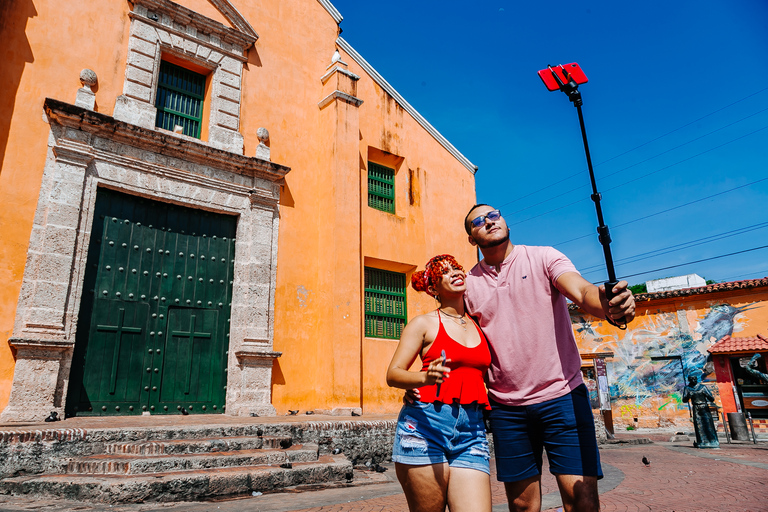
[464,203,492,234]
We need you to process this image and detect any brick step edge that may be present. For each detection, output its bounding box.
[66,447,319,475]
[105,435,295,455]
[0,456,353,504]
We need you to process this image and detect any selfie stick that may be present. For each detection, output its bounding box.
[544,64,627,329]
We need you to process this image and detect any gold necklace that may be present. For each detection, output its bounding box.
[439,309,467,329]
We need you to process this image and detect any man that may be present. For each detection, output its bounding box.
[459,204,634,512]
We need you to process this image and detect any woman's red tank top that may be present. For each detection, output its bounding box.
[418,311,491,409]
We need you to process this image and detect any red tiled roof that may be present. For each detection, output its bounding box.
[708,334,768,354]
[635,277,768,301]
[568,277,768,311]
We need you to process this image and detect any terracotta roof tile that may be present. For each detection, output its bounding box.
[634,277,768,301]
[568,277,768,311]
[708,334,768,354]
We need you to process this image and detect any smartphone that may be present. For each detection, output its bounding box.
[538,63,588,91]
[435,349,447,397]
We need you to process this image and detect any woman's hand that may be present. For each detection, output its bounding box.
[424,358,450,385]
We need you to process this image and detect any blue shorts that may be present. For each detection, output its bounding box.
[489,384,603,482]
[392,401,490,475]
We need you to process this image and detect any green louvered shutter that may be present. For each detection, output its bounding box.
[364,268,407,339]
[155,61,206,139]
[367,162,395,213]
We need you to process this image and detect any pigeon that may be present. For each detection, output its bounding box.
[642,456,650,467]
[288,410,299,415]
[351,410,361,417]
[372,463,388,473]
[305,411,315,415]
[181,408,189,416]
[279,462,293,469]
[250,412,259,417]
[44,411,60,422]
[332,448,342,455]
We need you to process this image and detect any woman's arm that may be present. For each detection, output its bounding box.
[386,315,449,390]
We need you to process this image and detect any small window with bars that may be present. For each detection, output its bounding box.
[364,267,407,339]
[155,61,206,139]
[367,162,395,213]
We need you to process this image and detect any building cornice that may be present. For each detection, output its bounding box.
[317,0,343,24]
[129,0,257,49]
[336,37,478,175]
[44,98,290,183]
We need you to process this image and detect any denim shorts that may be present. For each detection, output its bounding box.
[392,401,490,474]
[489,384,603,482]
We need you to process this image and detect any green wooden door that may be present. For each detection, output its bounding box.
[67,189,236,416]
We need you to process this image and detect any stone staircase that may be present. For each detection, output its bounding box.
[0,430,355,503]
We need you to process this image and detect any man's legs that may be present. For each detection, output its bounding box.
[488,400,545,512]
[540,385,602,511]
[554,474,599,512]
[503,475,541,512]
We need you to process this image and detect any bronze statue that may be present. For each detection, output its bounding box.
[682,375,719,448]
[745,353,768,384]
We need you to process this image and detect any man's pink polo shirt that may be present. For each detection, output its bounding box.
[464,245,584,406]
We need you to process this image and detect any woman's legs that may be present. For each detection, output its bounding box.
[395,462,449,512]
[447,467,492,512]
[396,463,492,512]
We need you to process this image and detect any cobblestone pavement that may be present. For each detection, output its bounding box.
[1,440,766,511]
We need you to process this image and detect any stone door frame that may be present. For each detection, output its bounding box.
[0,99,289,422]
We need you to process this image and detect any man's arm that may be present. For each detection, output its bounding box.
[555,272,636,323]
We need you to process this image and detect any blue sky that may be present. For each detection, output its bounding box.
[330,0,768,286]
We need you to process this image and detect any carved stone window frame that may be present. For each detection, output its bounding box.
[114,0,257,154]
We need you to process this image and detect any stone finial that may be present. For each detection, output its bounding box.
[79,69,98,92]
[255,127,270,161]
[75,69,98,111]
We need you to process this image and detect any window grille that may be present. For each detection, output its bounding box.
[364,267,407,339]
[367,162,395,213]
[155,61,206,139]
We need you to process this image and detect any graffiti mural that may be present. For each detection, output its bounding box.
[573,299,765,427]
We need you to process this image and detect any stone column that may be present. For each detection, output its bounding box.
[0,141,93,422]
[317,51,364,410]
[225,190,282,416]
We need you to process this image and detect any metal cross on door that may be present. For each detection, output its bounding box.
[67,189,236,416]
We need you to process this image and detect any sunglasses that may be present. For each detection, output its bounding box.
[470,210,502,228]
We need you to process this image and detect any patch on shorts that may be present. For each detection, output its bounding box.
[397,417,428,451]
[403,415,419,431]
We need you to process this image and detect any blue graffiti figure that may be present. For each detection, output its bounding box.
[695,304,757,344]
[689,303,759,379]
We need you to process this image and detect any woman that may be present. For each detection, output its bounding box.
[386,254,492,512]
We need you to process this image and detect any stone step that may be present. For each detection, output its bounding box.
[104,435,293,455]
[0,456,353,503]
[66,445,319,475]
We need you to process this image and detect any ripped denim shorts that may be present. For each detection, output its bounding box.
[391,401,490,474]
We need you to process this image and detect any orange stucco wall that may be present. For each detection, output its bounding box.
[0,0,131,411]
[571,286,768,429]
[0,0,477,415]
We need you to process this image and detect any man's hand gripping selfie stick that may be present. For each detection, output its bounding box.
[541,64,627,329]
